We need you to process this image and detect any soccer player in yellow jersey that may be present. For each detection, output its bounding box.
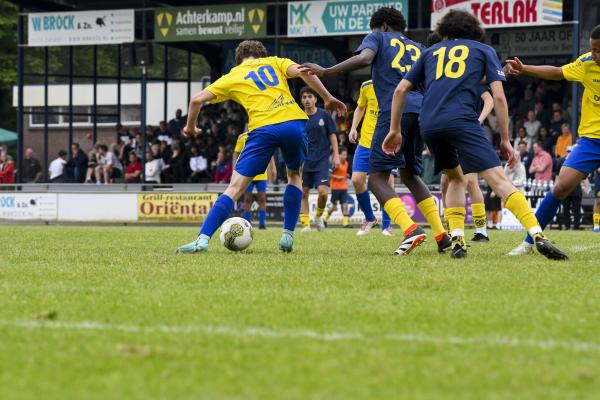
[349,80,395,236]
[506,25,600,256]
[176,40,345,253]
[232,132,276,229]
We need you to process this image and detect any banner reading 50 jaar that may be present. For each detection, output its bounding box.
[288,1,408,37]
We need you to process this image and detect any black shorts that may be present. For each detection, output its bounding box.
[485,190,502,211]
[423,124,500,175]
[330,189,348,204]
[302,168,330,189]
[368,112,423,175]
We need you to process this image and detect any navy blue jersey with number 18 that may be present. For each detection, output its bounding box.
[356,31,425,115]
[405,39,505,133]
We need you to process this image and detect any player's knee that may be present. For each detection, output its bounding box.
[552,180,573,199]
[318,186,328,197]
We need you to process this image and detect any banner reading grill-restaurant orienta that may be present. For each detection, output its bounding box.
[430,0,563,29]
[154,4,267,42]
[138,193,218,222]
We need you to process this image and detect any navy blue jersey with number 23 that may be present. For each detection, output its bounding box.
[405,39,506,133]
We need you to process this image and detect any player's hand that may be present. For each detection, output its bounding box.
[298,63,327,77]
[183,126,202,138]
[324,98,347,115]
[382,131,402,156]
[500,139,517,167]
[349,128,358,144]
[504,57,524,77]
[332,155,341,170]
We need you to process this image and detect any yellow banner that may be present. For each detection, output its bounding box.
[137,193,218,222]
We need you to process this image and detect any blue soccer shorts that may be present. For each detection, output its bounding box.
[563,137,600,175]
[245,180,268,193]
[368,112,423,175]
[352,144,370,173]
[302,168,330,189]
[423,123,500,175]
[235,119,307,178]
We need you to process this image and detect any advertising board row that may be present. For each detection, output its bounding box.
[27,0,565,46]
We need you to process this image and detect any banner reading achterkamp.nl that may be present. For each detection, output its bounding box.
[28,9,134,47]
[288,1,408,37]
[431,0,563,29]
[155,4,266,42]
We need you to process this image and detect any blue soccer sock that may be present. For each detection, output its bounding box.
[525,191,561,244]
[259,210,267,227]
[243,211,252,223]
[199,194,234,238]
[382,208,391,230]
[356,191,375,222]
[283,184,302,232]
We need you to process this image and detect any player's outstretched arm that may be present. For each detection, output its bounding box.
[505,57,564,80]
[489,81,517,167]
[382,79,413,155]
[478,91,494,124]
[287,64,347,115]
[298,49,376,77]
[349,105,365,144]
[184,89,217,137]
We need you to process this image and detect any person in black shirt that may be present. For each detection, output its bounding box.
[65,143,88,183]
[23,148,42,183]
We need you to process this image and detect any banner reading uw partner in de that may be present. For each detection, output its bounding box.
[154,4,266,42]
[138,193,218,222]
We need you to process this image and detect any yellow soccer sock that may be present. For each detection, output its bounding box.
[324,211,331,222]
[443,207,449,229]
[594,213,600,228]
[505,191,542,236]
[471,202,487,234]
[300,213,310,229]
[384,197,416,235]
[342,215,349,226]
[446,207,466,237]
[418,197,446,238]
[316,207,325,218]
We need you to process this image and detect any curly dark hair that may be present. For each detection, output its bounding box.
[369,7,406,32]
[435,10,485,41]
[591,24,600,39]
[235,40,267,65]
[427,31,442,47]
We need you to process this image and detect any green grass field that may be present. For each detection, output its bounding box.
[1,225,599,399]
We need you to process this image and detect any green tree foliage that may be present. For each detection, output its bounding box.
[0,0,17,131]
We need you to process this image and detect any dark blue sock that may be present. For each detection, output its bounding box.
[243,211,252,223]
[525,191,561,244]
[356,191,375,222]
[382,208,391,230]
[259,210,267,227]
[283,185,302,231]
[199,194,234,238]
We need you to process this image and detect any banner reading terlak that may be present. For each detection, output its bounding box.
[138,193,218,222]
[155,4,266,42]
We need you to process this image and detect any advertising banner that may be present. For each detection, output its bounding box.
[28,9,134,47]
[138,193,218,222]
[0,193,57,220]
[484,26,572,60]
[431,0,563,29]
[288,1,409,37]
[154,4,266,42]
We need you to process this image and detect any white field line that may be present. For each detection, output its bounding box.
[0,318,598,353]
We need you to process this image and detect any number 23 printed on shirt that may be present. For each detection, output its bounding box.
[432,45,470,80]
[390,39,421,72]
[244,65,280,91]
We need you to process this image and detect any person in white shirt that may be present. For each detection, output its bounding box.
[95,144,123,184]
[189,145,208,183]
[504,151,527,192]
[48,150,67,183]
[523,110,541,140]
[144,150,164,184]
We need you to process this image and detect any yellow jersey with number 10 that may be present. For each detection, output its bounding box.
[206,57,308,132]
[356,80,379,149]
[562,53,600,139]
[234,132,268,181]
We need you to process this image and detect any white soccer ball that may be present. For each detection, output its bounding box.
[219,217,254,251]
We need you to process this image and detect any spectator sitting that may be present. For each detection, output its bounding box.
[212,149,232,184]
[523,110,541,140]
[124,152,142,183]
[116,123,131,145]
[0,153,15,184]
[529,141,553,182]
[514,127,532,152]
[48,150,67,183]
[144,150,163,184]
[518,141,533,179]
[534,100,551,126]
[555,123,573,159]
[189,145,209,183]
[159,141,171,164]
[65,142,88,183]
[549,110,565,138]
[163,142,187,183]
[168,109,186,136]
[84,148,97,183]
[132,131,146,159]
[155,121,172,145]
[95,144,123,184]
[504,151,527,191]
[517,88,535,119]
[23,148,43,183]
[538,126,554,155]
